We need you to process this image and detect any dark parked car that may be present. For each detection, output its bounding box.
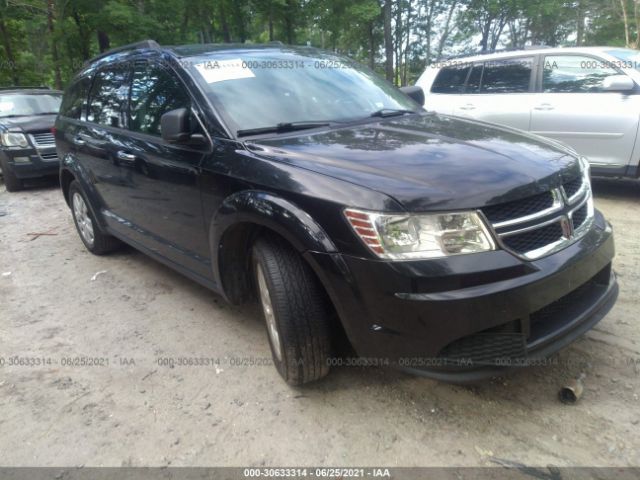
[55,40,618,385]
[0,87,62,191]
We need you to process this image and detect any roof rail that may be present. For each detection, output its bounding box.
[0,86,51,91]
[438,45,552,62]
[86,39,160,65]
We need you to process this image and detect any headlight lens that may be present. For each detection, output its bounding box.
[0,132,28,148]
[344,209,496,260]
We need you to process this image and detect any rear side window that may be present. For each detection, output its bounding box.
[87,65,131,128]
[129,63,191,136]
[431,64,471,93]
[480,58,533,93]
[543,55,618,93]
[60,77,91,120]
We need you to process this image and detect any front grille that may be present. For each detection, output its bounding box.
[563,176,583,199]
[29,131,55,148]
[482,191,554,223]
[572,203,588,229]
[502,222,564,254]
[480,175,592,260]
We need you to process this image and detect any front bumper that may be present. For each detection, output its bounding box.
[306,209,617,382]
[0,146,59,179]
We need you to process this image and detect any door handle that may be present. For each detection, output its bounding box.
[534,103,555,111]
[116,150,137,163]
[459,104,476,111]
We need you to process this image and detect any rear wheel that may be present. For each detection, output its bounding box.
[69,181,121,255]
[0,157,23,192]
[253,234,332,385]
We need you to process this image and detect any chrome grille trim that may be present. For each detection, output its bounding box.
[492,189,563,229]
[563,175,587,205]
[28,132,55,148]
[482,172,594,261]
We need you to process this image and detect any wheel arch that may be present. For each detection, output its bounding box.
[210,190,339,305]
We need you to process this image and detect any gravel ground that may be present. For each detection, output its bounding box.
[0,175,638,468]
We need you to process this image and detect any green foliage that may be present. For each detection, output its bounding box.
[0,0,634,89]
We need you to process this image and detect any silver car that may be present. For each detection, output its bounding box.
[416,47,640,178]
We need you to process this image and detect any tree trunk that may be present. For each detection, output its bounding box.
[284,0,295,44]
[179,6,190,42]
[97,30,110,52]
[47,0,62,89]
[219,0,231,42]
[436,0,457,61]
[268,1,274,41]
[0,15,19,85]
[620,0,631,47]
[576,0,585,45]
[402,0,411,86]
[72,9,90,60]
[634,0,640,47]
[394,0,402,85]
[383,0,393,82]
[368,21,375,70]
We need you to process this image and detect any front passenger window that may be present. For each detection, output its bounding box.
[129,64,191,136]
[543,55,618,93]
[87,66,130,128]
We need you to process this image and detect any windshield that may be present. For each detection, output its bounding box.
[185,49,418,136]
[0,93,62,118]
[606,48,640,73]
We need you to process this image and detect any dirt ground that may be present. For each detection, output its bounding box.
[0,175,638,468]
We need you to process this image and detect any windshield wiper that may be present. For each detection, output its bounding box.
[237,121,332,137]
[369,108,417,118]
[34,112,59,115]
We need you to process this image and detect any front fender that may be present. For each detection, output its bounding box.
[212,190,337,254]
[210,190,339,300]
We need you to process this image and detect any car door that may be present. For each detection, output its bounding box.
[451,57,537,131]
[113,59,211,278]
[529,54,640,168]
[83,62,134,217]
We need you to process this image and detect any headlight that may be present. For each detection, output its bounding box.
[344,208,496,260]
[0,132,28,148]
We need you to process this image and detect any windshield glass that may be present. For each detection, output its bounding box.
[606,48,640,73]
[0,93,61,118]
[185,49,418,135]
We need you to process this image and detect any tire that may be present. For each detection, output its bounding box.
[0,157,23,192]
[253,234,332,385]
[68,181,122,255]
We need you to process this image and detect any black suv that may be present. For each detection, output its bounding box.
[0,87,62,191]
[55,41,618,385]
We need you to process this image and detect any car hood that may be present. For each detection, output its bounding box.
[245,113,581,211]
[0,114,57,133]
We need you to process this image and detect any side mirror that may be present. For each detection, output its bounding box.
[161,108,192,143]
[399,86,425,106]
[602,74,635,92]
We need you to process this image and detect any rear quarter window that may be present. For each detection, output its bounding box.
[60,77,91,120]
[431,64,471,93]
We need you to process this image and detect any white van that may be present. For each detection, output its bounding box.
[416,47,640,177]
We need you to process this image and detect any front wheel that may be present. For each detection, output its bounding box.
[0,157,23,192]
[253,234,333,385]
[69,181,121,255]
